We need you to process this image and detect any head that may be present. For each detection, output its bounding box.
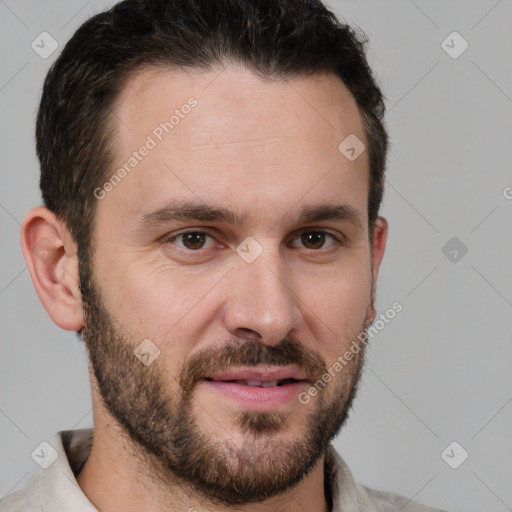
[22,0,388,506]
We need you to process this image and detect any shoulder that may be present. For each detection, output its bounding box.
[326,445,449,512]
[0,465,47,512]
[0,428,95,512]
[0,490,32,512]
[359,484,449,512]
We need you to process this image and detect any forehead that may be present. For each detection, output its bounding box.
[114,65,364,147]
[101,65,369,231]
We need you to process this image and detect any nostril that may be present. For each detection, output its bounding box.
[234,328,262,341]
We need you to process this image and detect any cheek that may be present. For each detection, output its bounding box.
[97,261,224,359]
[321,282,370,331]
[299,256,372,351]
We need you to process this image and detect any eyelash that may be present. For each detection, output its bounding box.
[161,229,343,252]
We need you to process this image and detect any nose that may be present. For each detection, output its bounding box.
[221,249,303,345]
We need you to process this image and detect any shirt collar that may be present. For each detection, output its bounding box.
[26,429,96,512]
[325,443,364,512]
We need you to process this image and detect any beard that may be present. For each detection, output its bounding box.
[79,263,373,506]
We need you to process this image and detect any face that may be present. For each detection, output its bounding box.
[80,66,382,505]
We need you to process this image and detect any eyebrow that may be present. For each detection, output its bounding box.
[137,200,363,230]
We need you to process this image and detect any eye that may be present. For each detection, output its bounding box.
[291,231,340,250]
[163,231,216,251]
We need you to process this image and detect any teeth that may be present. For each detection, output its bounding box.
[246,380,262,387]
[242,380,280,387]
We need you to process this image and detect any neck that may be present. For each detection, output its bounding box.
[76,415,330,512]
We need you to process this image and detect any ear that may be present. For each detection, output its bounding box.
[371,216,388,283]
[20,206,84,331]
[368,216,388,322]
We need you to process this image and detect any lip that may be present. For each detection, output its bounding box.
[201,366,310,412]
[202,379,308,411]
[206,365,309,383]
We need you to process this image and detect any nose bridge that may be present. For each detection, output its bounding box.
[223,243,302,343]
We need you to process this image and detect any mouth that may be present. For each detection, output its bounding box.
[201,367,310,411]
[204,377,300,387]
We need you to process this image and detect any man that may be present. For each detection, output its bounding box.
[1,0,447,511]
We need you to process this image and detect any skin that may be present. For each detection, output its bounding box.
[21,65,388,512]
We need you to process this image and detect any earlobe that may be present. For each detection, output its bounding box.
[20,206,84,331]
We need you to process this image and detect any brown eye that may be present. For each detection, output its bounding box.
[302,232,325,249]
[181,232,207,249]
[291,231,338,250]
[164,231,215,251]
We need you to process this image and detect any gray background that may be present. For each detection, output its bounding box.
[1,1,511,511]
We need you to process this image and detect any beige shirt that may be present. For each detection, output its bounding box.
[0,429,446,511]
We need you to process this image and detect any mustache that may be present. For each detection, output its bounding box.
[179,338,327,393]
